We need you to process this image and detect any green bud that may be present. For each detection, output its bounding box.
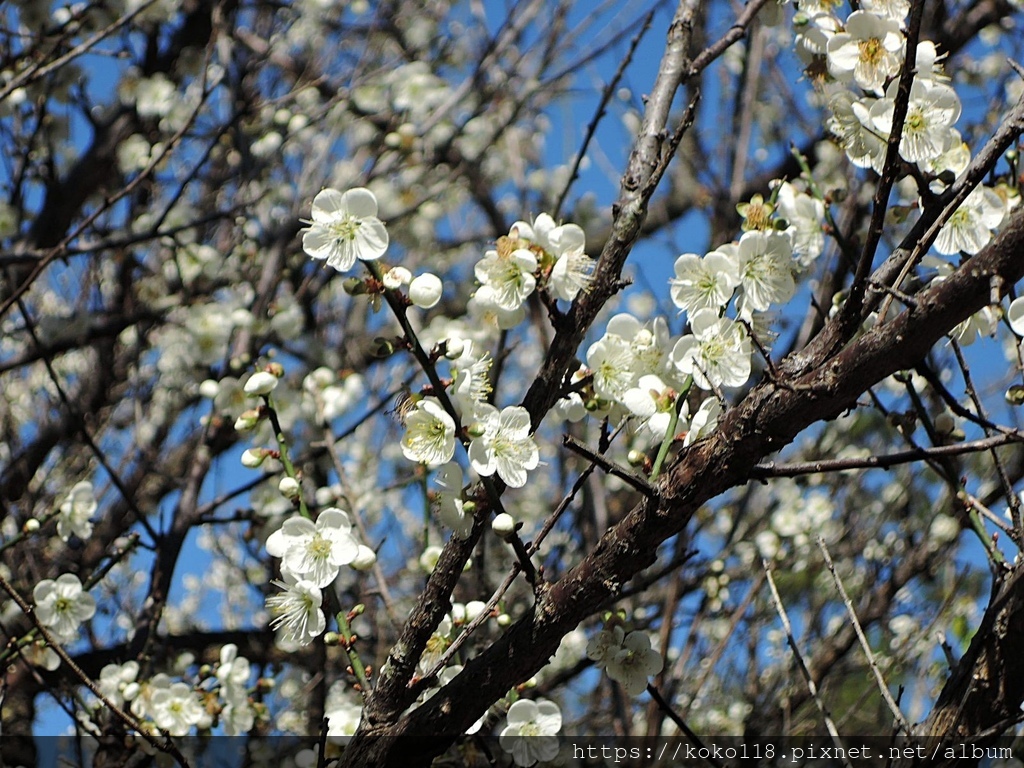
[371,337,396,358]
[1006,384,1024,405]
[343,277,367,296]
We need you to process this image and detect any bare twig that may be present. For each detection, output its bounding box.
[817,538,911,734]
[763,560,852,768]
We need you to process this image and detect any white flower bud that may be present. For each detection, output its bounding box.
[278,476,301,500]
[465,600,487,622]
[23,518,40,533]
[444,337,466,360]
[409,273,443,309]
[244,371,279,396]
[383,266,412,289]
[351,545,377,571]
[199,379,220,399]
[234,408,261,431]
[419,545,442,573]
[241,448,266,468]
[492,513,516,540]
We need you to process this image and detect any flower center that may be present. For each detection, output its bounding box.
[308,534,333,560]
[329,216,360,243]
[858,38,883,65]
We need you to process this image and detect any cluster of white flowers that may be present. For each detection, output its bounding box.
[215,644,256,735]
[499,698,563,767]
[263,508,362,647]
[586,625,664,697]
[786,0,1018,255]
[473,212,595,322]
[129,672,208,736]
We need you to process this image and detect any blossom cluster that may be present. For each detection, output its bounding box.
[785,0,1018,255]
[587,625,665,697]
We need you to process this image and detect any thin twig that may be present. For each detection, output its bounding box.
[562,434,656,496]
[646,683,723,768]
[750,433,1024,478]
[763,560,852,768]
[817,538,910,734]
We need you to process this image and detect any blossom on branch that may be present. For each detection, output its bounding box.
[301,187,389,272]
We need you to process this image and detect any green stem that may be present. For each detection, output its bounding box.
[650,377,691,481]
[264,394,310,519]
[337,608,371,697]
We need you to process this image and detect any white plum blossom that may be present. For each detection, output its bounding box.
[469,285,527,330]
[605,630,664,697]
[828,90,887,172]
[826,11,904,94]
[401,397,457,466]
[97,661,140,709]
[57,481,97,541]
[684,396,723,446]
[435,463,474,538]
[934,187,1006,255]
[266,577,326,646]
[449,343,493,419]
[587,332,636,402]
[150,681,204,736]
[548,244,594,301]
[468,405,540,488]
[869,79,961,164]
[545,221,594,301]
[776,182,825,266]
[499,699,563,767]
[586,625,626,669]
[474,239,537,311]
[735,230,796,316]
[606,313,674,380]
[33,574,96,643]
[669,249,740,315]
[795,12,841,62]
[862,0,911,21]
[671,310,752,390]
[266,507,360,587]
[302,187,389,272]
[621,375,683,443]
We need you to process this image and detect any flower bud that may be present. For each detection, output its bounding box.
[199,379,220,399]
[343,277,367,295]
[23,518,40,533]
[444,337,466,360]
[627,449,646,467]
[492,513,516,540]
[241,448,267,468]
[278,476,301,500]
[371,337,396,358]
[1006,385,1024,406]
[409,273,443,309]
[244,371,278,396]
[234,408,262,431]
[382,266,412,289]
[351,545,377,571]
[465,600,487,622]
[933,412,955,436]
